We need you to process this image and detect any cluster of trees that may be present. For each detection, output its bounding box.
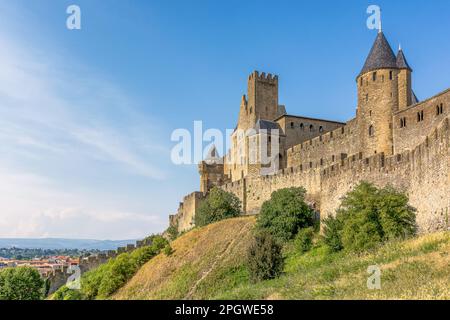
[195,182,417,283]
[323,182,416,252]
[0,267,45,300]
[53,235,168,300]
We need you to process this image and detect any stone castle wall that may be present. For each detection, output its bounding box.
[393,89,450,153]
[219,115,449,233]
[169,191,205,232]
[46,238,153,295]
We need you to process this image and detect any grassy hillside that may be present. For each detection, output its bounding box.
[114,217,449,300]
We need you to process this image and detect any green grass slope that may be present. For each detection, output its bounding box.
[114,217,450,300]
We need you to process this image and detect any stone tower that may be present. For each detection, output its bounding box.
[396,46,414,111]
[356,31,399,156]
[198,145,226,194]
[237,71,279,131]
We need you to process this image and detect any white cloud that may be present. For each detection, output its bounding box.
[0,30,170,239]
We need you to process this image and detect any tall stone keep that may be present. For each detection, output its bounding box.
[357,31,399,156]
[238,71,279,131]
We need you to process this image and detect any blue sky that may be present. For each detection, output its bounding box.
[0,0,449,239]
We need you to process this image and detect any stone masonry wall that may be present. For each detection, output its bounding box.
[393,89,450,153]
[219,115,449,233]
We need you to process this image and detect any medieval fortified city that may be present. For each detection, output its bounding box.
[0,2,449,309]
[170,28,449,235]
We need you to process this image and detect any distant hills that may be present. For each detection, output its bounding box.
[0,238,136,250]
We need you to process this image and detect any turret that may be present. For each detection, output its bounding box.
[396,46,413,110]
[356,31,399,156]
[198,145,225,194]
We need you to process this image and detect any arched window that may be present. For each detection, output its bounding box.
[309,125,314,132]
[319,126,324,133]
[372,72,377,81]
[300,123,304,130]
[369,125,374,137]
[290,122,294,128]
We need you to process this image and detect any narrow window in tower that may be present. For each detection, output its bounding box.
[360,77,363,86]
[400,117,407,128]
[268,136,271,143]
[309,162,313,168]
[437,103,444,115]
[389,71,393,80]
[372,72,377,81]
[369,125,374,137]
[249,107,252,114]
[320,158,323,166]
[366,94,369,102]
[417,111,424,122]
[382,75,385,82]
[332,155,335,162]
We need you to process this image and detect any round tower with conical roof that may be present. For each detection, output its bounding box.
[356,31,399,156]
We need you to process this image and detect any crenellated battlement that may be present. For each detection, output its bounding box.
[248,71,278,84]
[45,236,156,295]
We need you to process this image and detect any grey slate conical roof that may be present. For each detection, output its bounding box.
[396,49,412,71]
[359,32,397,76]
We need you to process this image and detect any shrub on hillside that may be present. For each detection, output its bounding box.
[323,182,416,252]
[294,227,315,253]
[166,224,179,241]
[247,231,284,283]
[195,187,241,227]
[322,216,344,252]
[53,235,168,300]
[163,244,174,256]
[0,267,44,300]
[256,187,314,243]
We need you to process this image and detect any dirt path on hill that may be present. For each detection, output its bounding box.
[184,221,251,299]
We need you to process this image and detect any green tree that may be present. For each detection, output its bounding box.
[323,182,417,252]
[294,227,315,253]
[0,267,44,300]
[322,216,344,252]
[195,187,241,227]
[166,224,179,241]
[256,187,314,243]
[247,231,284,282]
[53,235,169,300]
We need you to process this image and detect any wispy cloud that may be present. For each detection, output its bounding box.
[0,30,169,239]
